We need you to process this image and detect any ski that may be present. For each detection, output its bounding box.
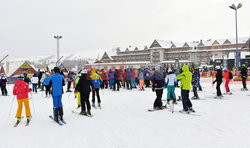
[13,116,24,127]
[147,106,167,112]
[49,115,63,126]
[179,110,201,116]
[72,110,93,117]
[25,119,31,126]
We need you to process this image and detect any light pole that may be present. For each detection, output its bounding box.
[54,35,62,66]
[229,3,242,70]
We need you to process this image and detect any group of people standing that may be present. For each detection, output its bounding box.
[7,63,250,125]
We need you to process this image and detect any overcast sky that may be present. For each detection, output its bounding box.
[0,0,249,59]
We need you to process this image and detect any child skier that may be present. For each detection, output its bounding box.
[13,74,32,125]
[165,69,177,104]
[43,73,51,97]
[213,69,223,98]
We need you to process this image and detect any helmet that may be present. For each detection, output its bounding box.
[242,64,246,67]
[81,69,87,74]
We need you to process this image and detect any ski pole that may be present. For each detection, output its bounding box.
[29,92,36,116]
[7,95,15,122]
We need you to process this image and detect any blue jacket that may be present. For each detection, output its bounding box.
[49,73,65,96]
[125,70,132,80]
[43,77,50,86]
[108,71,115,80]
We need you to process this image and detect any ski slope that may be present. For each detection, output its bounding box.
[0,80,250,148]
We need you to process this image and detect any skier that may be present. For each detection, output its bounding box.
[23,73,31,85]
[240,64,248,91]
[31,74,39,93]
[145,69,151,88]
[66,72,73,92]
[191,67,200,99]
[49,67,65,123]
[75,69,93,116]
[151,67,165,110]
[125,69,132,90]
[138,69,145,90]
[35,69,43,89]
[177,65,195,113]
[43,73,51,97]
[212,69,223,98]
[113,69,121,91]
[165,69,177,104]
[90,69,102,108]
[40,72,46,91]
[223,69,232,95]
[13,74,32,125]
[108,69,115,89]
[0,73,8,96]
[131,69,137,88]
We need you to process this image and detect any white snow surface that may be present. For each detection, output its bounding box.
[0,79,250,148]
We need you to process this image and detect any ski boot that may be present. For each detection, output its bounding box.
[167,100,170,105]
[80,111,87,116]
[188,107,195,112]
[87,110,92,117]
[179,109,190,114]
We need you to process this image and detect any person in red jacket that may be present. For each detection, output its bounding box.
[224,70,232,94]
[13,74,32,125]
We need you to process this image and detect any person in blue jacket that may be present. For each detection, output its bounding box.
[49,67,65,123]
[43,73,51,97]
[108,69,115,89]
[125,68,132,90]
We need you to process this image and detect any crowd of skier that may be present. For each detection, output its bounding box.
[1,63,249,126]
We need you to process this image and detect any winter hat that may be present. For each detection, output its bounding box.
[168,68,172,73]
[54,67,60,73]
[17,74,24,80]
[242,64,246,67]
[81,69,87,74]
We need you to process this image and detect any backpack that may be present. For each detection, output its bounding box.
[229,72,233,80]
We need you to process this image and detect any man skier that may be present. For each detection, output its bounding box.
[240,64,248,91]
[177,65,195,113]
[49,67,65,123]
[75,69,93,116]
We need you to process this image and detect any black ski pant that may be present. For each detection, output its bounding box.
[45,85,51,96]
[145,79,150,88]
[181,89,192,111]
[193,86,199,98]
[1,85,8,95]
[113,80,121,91]
[103,80,108,89]
[80,92,91,112]
[92,88,101,104]
[216,81,222,96]
[242,78,247,89]
[67,81,72,91]
[153,89,163,109]
[126,80,132,89]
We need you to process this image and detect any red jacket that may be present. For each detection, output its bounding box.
[13,80,31,100]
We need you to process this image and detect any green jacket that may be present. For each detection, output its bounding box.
[177,65,192,90]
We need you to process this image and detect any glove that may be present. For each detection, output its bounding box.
[152,87,155,92]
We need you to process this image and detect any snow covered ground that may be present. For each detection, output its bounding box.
[1,79,250,148]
